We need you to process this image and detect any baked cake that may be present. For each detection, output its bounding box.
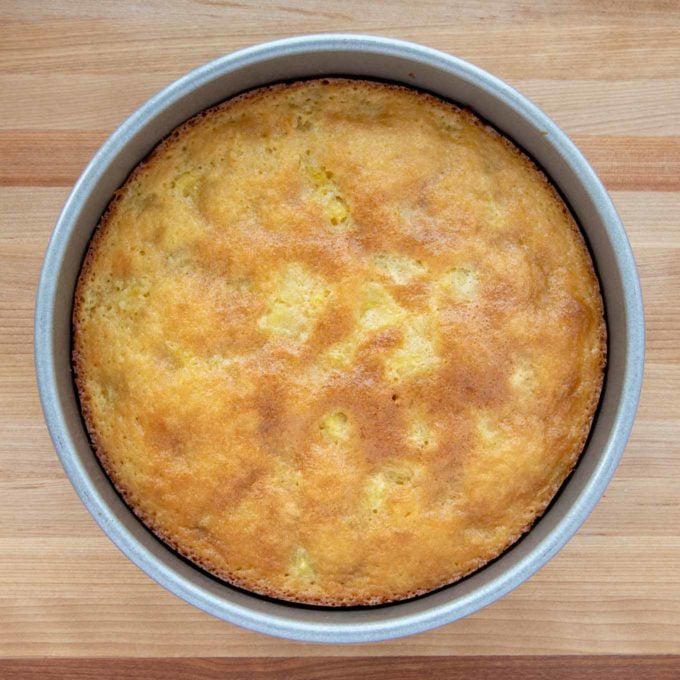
[73,79,606,605]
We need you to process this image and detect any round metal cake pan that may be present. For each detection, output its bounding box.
[35,34,644,643]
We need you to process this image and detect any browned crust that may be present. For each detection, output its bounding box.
[72,78,607,607]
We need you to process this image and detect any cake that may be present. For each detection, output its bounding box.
[72,79,606,605]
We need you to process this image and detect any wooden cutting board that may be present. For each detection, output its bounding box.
[1,1,679,676]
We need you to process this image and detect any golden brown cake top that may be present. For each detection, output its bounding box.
[73,79,605,605]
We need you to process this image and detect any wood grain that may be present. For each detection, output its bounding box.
[1,656,680,680]
[1,0,679,661]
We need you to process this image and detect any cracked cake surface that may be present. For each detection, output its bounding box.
[73,79,606,605]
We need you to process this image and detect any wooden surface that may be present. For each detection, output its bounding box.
[1,0,679,672]
[2,656,680,680]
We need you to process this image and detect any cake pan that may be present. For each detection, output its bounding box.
[35,34,644,642]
